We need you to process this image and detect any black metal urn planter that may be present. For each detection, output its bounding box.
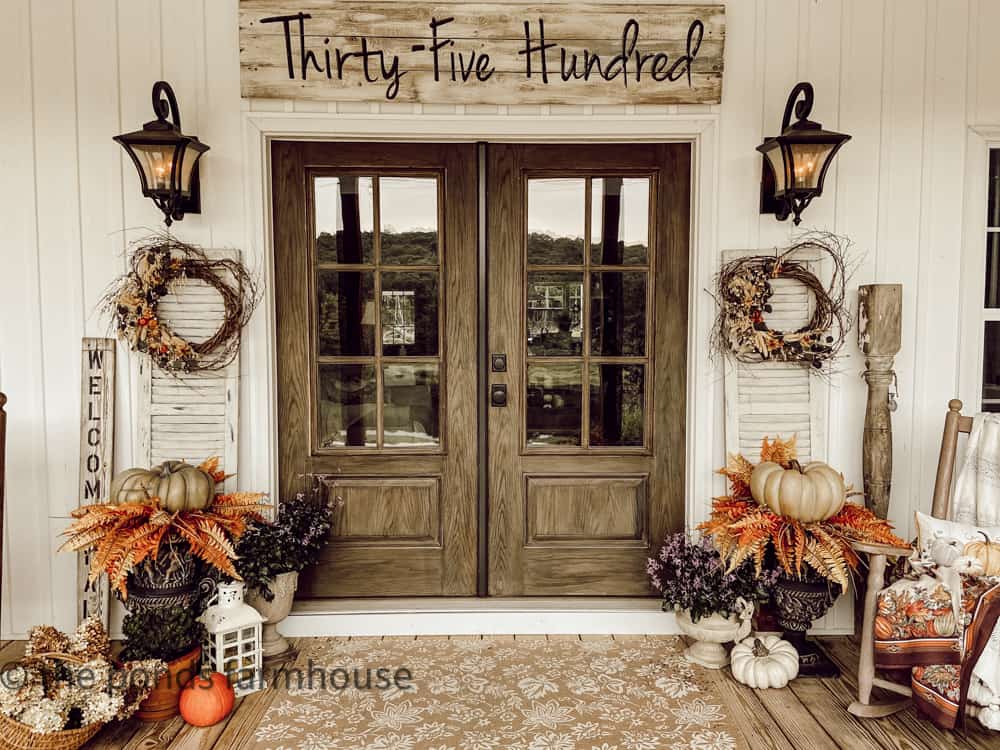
[125,542,199,613]
[772,575,842,678]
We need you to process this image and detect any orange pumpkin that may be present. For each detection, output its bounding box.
[179,672,235,727]
[874,615,893,640]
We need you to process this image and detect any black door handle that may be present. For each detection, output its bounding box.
[490,384,508,407]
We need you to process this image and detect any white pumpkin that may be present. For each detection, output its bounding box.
[750,460,846,522]
[730,635,799,689]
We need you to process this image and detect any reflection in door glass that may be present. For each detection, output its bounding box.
[384,363,440,445]
[315,176,375,263]
[527,179,585,264]
[318,364,377,447]
[380,177,439,264]
[984,322,1000,412]
[591,178,650,265]
[590,272,647,356]
[527,363,582,446]
[317,270,375,356]
[590,364,644,446]
[381,271,439,356]
[527,272,584,355]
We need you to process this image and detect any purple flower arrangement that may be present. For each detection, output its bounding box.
[234,492,339,601]
[647,533,780,623]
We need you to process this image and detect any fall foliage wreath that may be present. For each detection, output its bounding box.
[712,234,850,370]
[104,237,258,372]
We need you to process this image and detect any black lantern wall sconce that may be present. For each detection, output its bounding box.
[757,82,850,226]
[114,81,209,227]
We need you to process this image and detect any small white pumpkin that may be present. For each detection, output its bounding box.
[730,635,799,689]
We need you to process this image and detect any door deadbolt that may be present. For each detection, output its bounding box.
[491,353,507,372]
[490,383,508,407]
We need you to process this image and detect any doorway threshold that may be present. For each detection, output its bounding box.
[282,597,678,637]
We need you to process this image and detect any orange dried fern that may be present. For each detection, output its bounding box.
[698,437,906,586]
[60,459,269,598]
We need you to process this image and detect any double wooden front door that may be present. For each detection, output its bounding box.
[272,141,689,598]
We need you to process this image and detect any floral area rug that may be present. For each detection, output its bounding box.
[249,635,744,750]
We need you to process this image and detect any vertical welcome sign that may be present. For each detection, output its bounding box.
[239,2,725,105]
[77,338,115,627]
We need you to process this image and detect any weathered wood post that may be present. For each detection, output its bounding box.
[858,284,902,519]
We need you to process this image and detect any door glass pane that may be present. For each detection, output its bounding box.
[527,179,585,265]
[527,272,583,355]
[380,177,439,264]
[381,272,439,356]
[527,363,582,446]
[984,322,1000,412]
[384,363,440,446]
[590,272,647,356]
[989,149,1000,229]
[315,176,375,263]
[590,364,645,446]
[318,364,377,448]
[317,270,375,356]
[591,177,650,265]
[987,234,1000,309]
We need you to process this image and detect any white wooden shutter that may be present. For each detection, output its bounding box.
[134,249,239,491]
[721,248,851,633]
[722,249,828,464]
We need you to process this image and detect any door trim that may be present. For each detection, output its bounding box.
[240,111,720,555]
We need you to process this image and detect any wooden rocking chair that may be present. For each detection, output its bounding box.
[848,398,974,718]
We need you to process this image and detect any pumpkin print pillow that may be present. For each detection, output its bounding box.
[915,511,1000,576]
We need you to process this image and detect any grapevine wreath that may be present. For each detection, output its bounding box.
[712,234,850,370]
[104,237,258,372]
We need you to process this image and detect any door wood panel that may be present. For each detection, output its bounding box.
[486,143,691,596]
[272,141,478,597]
[526,475,647,543]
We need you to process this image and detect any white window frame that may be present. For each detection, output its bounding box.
[960,127,1000,412]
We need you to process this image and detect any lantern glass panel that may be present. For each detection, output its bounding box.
[131,143,180,193]
[763,145,786,195]
[789,141,837,190]
[176,142,204,196]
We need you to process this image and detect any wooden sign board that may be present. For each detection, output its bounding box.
[77,338,115,627]
[239,2,725,105]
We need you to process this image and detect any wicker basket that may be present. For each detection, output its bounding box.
[0,652,105,750]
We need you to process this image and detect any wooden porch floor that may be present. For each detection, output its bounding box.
[0,636,995,749]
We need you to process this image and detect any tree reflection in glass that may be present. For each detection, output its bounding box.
[315,176,375,264]
[590,364,644,446]
[318,364,376,447]
[526,363,582,446]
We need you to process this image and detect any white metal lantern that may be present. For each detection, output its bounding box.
[199,582,265,696]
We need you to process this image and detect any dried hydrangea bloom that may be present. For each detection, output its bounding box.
[69,617,111,661]
[25,624,71,657]
[18,697,69,734]
[114,659,167,720]
[78,691,122,727]
[0,670,45,720]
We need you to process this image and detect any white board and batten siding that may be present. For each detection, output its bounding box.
[134,250,239,493]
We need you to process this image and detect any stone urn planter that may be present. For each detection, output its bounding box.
[675,598,753,669]
[772,575,842,677]
[246,571,299,662]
